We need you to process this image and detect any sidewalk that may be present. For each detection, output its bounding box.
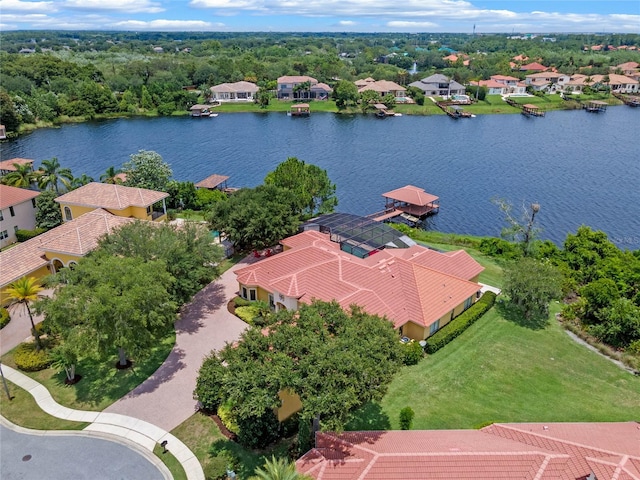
[2,365,204,480]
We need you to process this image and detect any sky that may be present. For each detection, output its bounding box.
[0,0,638,33]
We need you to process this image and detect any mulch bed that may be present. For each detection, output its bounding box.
[204,411,237,441]
[115,359,133,370]
[64,374,82,385]
[227,299,236,316]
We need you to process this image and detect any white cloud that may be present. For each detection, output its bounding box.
[0,0,55,13]
[338,20,356,26]
[63,0,164,13]
[111,19,225,31]
[387,21,438,29]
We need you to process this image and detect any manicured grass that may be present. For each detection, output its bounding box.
[1,333,175,411]
[0,379,89,430]
[171,411,292,478]
[212,100,339,114]
[176,210,207,222]
[154,443,188,480]
[348,303,640,430]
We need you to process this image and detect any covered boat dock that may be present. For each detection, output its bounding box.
[584,100,608,113]
[368,185,440,224]
[289,103,310,116]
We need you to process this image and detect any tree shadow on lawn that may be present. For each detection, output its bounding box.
[52,338,175,409]
[344,402,392,431]
[495,299,549,330]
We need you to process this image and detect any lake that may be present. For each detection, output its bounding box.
[2,107,639,248]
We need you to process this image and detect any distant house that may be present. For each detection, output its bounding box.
[209,81,259,102]
[519,62,548,72]
[0,185,39,249]
[525,72,571,92]
[55,182,169,223]
[356,78,407,99]
[235,215,483,341]
[610,61,639,75]
[152,46,163,53]
[0,158,34,176]
[443,54,470,66]
[0,209,135,303]
[567,74,640,94]
[408,74,465,97]
[276,76,332,100]
[297,422,640,480]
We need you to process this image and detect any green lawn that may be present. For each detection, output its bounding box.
[0,379,89,430]
[348,303,640,430]
[171,412,292,479]
[211,100,339,114]
[154,443,188,480]
[1,333,175,411]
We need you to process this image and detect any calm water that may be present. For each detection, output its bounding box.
[2,108,639,247]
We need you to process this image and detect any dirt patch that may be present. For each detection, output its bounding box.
[64,374,82,385]
[115,360,133,370]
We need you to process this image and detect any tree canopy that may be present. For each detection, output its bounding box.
[264,157,337,216]
[123,150,173,192]
[35,190,63,230]
[207,185,300,251]
[195,300,402,445]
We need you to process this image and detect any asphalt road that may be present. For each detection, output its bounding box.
[0,425,167,480]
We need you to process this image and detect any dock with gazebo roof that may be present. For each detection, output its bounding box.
[583,100,608,113]
[522,104,545,117]
[289,103,310,116]
[367,185,440,225]
[194,174,238,193]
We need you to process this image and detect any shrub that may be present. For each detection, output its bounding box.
[235,305,261,324]
[401,340,424,366]
[0,307,10,330]
[204,451,237,480]
[478,237,521,259]
[15,228,46,242]
[14,342,52,371]
[425,292,497,354]
[236,409,281,449]
[194,352,226,412]
[216,401,239,435]
[233,296,252,308]
[399,407,414,430]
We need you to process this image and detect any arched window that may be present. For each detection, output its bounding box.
[64,206,72,221]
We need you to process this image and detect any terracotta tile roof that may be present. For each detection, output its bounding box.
[614,61,639,71]
[382,185,439,206]
[55,182,168,210]
[520,62,548,71]
[277,75,318,84]
[0,158,34,172]
[210,81,259,93]
[194,174,229,189]
[236,231,482,329]
[0,184,39,209]
[388,246,484,281]
[490,75,520,81]
[358,80,406,93]
[297,423,640,480]
[0,209,134,287]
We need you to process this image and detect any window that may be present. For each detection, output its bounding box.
[147,206,152,215]
[268,294,275,310]
[32,198,37,208]
[64,206,72,221]
[464,296,473,310]
[241,286,248,299]
[429,320,440,336]
[14,225,19,233]
[0,210,3,221]
[9,206,15,217]
[0,230,7,240]
[249,289,256,301]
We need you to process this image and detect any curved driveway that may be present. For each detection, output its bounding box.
[1,422,169,480]
[105,260,252,431]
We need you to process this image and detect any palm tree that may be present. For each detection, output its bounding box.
[1,162,36,188]
[5,277,44,350]
[100,166,123,184]
[37,157,73,194]
[250,456,311,480]
[68,174,94,190]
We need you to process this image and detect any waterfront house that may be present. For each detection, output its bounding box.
[235,215,483,341]
[0,158,34,176]
[0,125,6,140]
[296,422,640,480]
[0,209,134,303]
[356,79,407,100]
[55,182,169,223]
[611,61,639,75]
[525,72,570,92]
[276,76,332,100]
[408,74,465,97]
[209,81,259,102]
[0,185,39,249]
[593,73,640,93]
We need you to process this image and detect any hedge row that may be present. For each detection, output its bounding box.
[0,307,10,330]
[16,228,46,242]
[424,291,497,354]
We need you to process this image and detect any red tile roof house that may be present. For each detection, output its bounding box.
[525,72,571,93]
[297,422,640,480]
[209,81,259,103]
[234,227,484,341]
[356,79,408,101]
[276,76,332,100]
[519,62,548,72]
[0,184,40,248]
[0,158,35,176]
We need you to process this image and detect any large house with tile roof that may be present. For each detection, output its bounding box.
[0,185,40,249]
[355,78,407,100]
[276,76,332,100]
[408,74,465,97]
[0,209,134,303]
[235,222,483,341]
[55,182,169,223]
[297,422,640,480]
[209,81,259,103]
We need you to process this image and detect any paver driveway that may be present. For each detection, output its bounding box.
[105,261,251,431]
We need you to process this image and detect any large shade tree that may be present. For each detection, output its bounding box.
[123,150,172,192]
[39,253,177,367]
[207,185,300,251]
[195,300,403,446]
[263,157,337,216]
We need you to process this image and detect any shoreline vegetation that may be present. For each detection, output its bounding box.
[9,92,623,135]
